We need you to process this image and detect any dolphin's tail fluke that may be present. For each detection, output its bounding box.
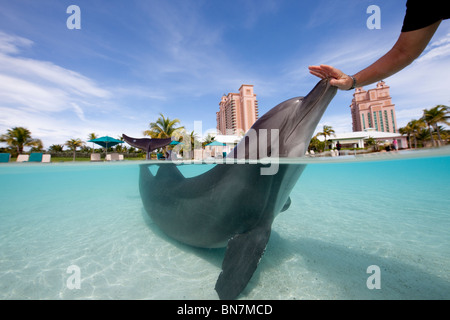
[122,134,172,159]
[122,134,172,152]
[215,225,271,300]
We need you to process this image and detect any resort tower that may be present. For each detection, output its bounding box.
[350,81,398,133]
[216,84,259,135]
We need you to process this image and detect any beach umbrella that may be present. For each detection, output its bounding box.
[88,136,124,155]
[206,140,226,157]
[169,140,184,145]
[205,141,226,146]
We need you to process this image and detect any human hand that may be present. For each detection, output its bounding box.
[308,65,354,90]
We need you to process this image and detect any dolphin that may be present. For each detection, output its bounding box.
[136,79,337,299]
[122,134,172,159]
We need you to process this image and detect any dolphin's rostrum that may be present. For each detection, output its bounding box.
[133,79,337,299]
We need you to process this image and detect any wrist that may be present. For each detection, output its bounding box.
[346,75,357,90]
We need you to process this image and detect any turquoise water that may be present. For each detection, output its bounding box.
[0,149,449,299]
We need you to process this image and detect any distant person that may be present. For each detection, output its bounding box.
[336,141,342,156]
[309,1,449,90]
[392,139,398,151]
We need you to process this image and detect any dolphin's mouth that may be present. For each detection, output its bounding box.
[286,80,333,142]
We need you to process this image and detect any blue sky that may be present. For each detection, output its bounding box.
[0,0,449,148]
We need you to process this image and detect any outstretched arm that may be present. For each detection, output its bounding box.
[308,20,442,90]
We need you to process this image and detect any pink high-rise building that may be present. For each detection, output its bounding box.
[216,84,259,135]
[350,81,398,133]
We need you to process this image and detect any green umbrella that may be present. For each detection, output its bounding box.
[88,136,124,155]
[205,141,226,146]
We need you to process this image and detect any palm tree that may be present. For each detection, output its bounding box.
[48,144,64,152]
[115,136,126,153]
[415,128,431,148]
[0,127,42,155]
[143,113,184,139]
[364,137,380,152]
[398,125,413,149]
[422,105,449,146]
[88,133,98,152]
[316,125,335,150]
[308,136,325,153]
[435,125,449,144]
[203,133,216,148]
[407,119,426,149]
[65,138,84,161]
[30,140,44,152]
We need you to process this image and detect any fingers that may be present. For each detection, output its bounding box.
[308,66,328,79]
[309,69,326,79]
[308,65,353,90]
[320,65,342,78]
[309,65,344,79]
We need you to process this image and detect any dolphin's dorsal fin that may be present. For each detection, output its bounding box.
[215,225,271,300]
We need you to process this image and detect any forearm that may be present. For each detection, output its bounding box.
[309,21,442,90]
[353,20,441,87]
[353,45,416,87]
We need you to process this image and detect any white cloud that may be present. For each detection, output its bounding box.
[316,114,353,135]
[0,31,33,54]
[71,103,86,122]
[0,32,115,148]
[416,33,450,63]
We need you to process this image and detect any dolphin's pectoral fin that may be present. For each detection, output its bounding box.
[281,196,291,212]
[215,225,271,300]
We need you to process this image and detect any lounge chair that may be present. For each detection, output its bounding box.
[90,153,101,162]
[42,154,51,163]
[0,153,10,163]
[110,153,120,161]
[29,153,43,162]
[105,154,120,161]
[16,154,29,162]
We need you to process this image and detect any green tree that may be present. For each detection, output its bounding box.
[316,125,335,150]
[364,137,380,152]
[308,136,325,153]
[421,105,449,146]
[48,144,64,152]
[203,133,216,148]
[187,131,201,151]
[30,139,44,152]
[415,128,431,148]
[65,138,84,161]
[400,119,425,149]
[398,126,412,149]
[143,113,184,138]
[0,127,42,154]
[115,136,126,153]
[88,133,98,152]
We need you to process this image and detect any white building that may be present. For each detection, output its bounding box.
[319,128,408,149]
